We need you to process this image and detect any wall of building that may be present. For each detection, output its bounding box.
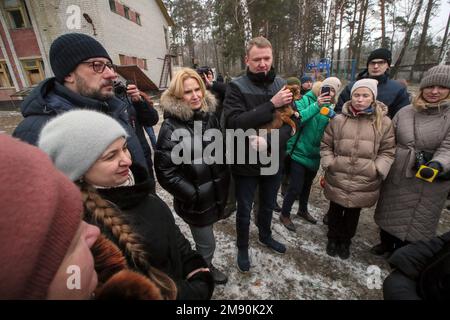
[98,0,170,87]
[28,0,171,87]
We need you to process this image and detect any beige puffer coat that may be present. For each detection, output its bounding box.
[375,101,450,242]
[320,101,396,208]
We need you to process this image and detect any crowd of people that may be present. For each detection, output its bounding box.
[1,32,449,300]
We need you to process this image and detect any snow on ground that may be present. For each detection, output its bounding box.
[158,182,392,300]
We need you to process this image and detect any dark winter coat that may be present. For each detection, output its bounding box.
[154,91,230,227]
[210,81,227,117]
[223,68,295,176]
[94,165,214,300]
[336,73,410,118]
[125,96,159,193]
[12,78,155,176]
[383,231,450,300]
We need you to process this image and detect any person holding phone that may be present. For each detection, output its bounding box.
[320,79,396,259]
[280,77,342,231]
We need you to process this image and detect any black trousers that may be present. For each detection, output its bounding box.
[327,201,361,245]
[380,229,409,252]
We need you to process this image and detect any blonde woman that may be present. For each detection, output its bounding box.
[320,79,396,259]
[155,68,230,284]
[373,65,450,256]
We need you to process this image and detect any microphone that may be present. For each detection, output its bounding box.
[320,107,336,119]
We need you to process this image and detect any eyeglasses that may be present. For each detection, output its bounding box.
[368,60,387,66]
[80,61,115,73]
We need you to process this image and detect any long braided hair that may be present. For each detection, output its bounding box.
[79,182,178,300]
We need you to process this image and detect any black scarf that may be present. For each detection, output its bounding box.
[246,67,276,86]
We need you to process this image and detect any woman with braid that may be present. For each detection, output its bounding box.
[38,110,214,300]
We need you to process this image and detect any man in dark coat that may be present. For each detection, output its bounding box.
[383,231,450,300]
[12,33,158,191]
[335,48,410,119]
[223,36,296,273]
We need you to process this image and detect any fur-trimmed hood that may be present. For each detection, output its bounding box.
[160,90,217,122]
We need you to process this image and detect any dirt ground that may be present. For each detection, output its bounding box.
[2,108,449,300]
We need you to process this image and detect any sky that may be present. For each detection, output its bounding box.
[432,2,449,39]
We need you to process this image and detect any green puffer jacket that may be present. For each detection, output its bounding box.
[286,90,330,171]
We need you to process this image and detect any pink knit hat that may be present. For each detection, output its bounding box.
[0,135,82,299]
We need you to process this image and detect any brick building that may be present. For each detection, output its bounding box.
[0,0,174,108]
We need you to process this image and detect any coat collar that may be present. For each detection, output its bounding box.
[160,90,217,122]
[342,100,389,118]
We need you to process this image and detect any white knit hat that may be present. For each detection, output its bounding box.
[351,78,378,99]
[321,77,342,94]
[38,110,128,181]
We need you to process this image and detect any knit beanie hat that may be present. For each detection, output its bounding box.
[50,33,112,83]
[286,77,301,86]
[321,77,342,94]
[420,65,450,90]
[38,110,128,181]
[367,48,392,66]
[301,75,313,84]
[351,78,379,99]
[0,135,82,299]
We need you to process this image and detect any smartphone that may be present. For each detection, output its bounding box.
[320,86,331,96]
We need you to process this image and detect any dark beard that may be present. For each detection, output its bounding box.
[75,75,114,101]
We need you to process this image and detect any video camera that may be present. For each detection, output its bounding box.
[196,66,212,76]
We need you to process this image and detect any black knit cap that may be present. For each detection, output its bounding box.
[50,33,112,82]
[367,48,392,66]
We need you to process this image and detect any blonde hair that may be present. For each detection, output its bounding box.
[246,36,272,55]
[412,90,450,111]
[372,102,384,134]
[79,183,178,300]
[166,68,207,109]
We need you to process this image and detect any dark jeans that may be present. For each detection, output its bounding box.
[380,228,409,252]
[281,160,317,218]
[327,201,361,245]
[144,126,157,148]
[234,171,282,249]
[280,156,291,196]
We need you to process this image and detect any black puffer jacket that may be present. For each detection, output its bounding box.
[154,91,230,227]
[383,231,450,300]
[223,68,295,176]
[93,165,214,300]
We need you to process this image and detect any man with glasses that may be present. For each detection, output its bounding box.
[13,33,158,191]
[335,48,410,119]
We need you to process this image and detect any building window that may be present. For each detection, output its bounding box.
[3,0,30,29]
[119,54,125,65]
[21,59,44,86]
[0,61,13,88]
[163,26,169,50]
[123,6,130,19]
[109,0,116,12]
[136,13,141,25]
